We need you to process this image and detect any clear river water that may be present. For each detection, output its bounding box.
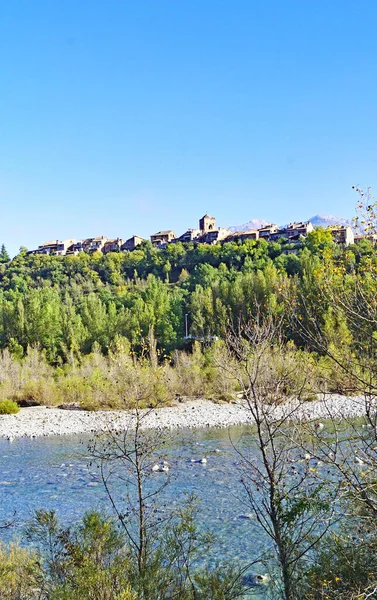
[0,426,265,555]
[0,415,365,600]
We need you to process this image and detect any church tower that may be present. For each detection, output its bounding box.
[199,214,216,233]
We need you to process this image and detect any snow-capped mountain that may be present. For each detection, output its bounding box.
[308,214,352,228]
[229,219,269,233]
[229,214,353,232]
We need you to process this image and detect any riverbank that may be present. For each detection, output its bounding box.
[0,395,371,439]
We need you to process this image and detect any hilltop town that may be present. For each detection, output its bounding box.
[28,213,356,257]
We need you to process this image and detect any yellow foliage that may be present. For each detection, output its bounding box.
[0,542,41,600]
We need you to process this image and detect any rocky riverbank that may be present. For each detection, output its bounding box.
[0,395,371,439]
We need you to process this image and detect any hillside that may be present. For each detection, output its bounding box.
[0,232,373,363]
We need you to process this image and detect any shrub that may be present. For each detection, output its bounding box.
[0,400,20,414]
[57,376,93,408]
[0,542,41,599]
[18,379,62,406]
[26,509,136,600]
[170,344,210,398]
[301,527,377,600]
[26,506,246,600]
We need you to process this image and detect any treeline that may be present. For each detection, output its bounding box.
[0,229,375,364]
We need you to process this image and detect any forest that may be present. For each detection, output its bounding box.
[0,228,373,361]
[0,226,375,409]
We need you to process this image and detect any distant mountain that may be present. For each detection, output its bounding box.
[308,214,352,228]
[230,214,353,233]
[229,219,269,233]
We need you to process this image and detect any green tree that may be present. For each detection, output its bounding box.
[304,227,334,254]
[0,244,10,263]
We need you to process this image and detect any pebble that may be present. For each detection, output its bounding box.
[0,395,371,439]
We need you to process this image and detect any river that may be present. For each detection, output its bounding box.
[0,426,268,571]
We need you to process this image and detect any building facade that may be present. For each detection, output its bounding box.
[102,238,124,254]
[224,230,259,243]
[121,235,146,251]
[199,214,216,232]
[82,236,108,253]
[258,224,279,239]
[329,226,354,246]
[150,230,176,246]
[32,239,76,256]
[177,229,201,243]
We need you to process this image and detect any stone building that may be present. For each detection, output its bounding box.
[177,229,201,243]
[269,221,314,242]
[82,236,108,253]
[258,224,279,239]
[224,230,259,243]
[102,238,124,254]
[33,239,76,256]
[150,230,176,246]
[199,214,216,233]
[198,228,231,245]
[122,235,146,251]
[328,225,354,246]
[283,221,314,239]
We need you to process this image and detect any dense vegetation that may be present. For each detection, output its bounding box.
[1,506,244,600]
[1,214,377,598]
[0,228,366,360]
[0,229,376,408]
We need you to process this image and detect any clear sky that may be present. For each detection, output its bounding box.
[1,0,376,256]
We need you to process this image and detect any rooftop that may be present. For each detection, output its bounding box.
[40,240,60,246]
[152,230,175,236]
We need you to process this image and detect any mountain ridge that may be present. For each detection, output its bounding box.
[229,214,353,232]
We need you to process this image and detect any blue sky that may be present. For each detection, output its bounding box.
[1,0,376,256]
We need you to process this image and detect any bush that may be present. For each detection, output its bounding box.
[18,379,62,406]
[301,527,377,600]
[0,400,20,414]
[0,542,41,599]
[25,507,245,600]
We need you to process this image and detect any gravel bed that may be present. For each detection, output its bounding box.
[0,395,372,439]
